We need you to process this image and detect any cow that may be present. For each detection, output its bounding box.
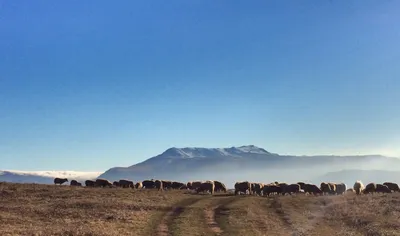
[363,183,377,194]
[54,178,68,185]
[383,182,400,192]
[119,179,134,188]
[304,184,323,195]
[135,182,143,189]
[213,181,227,193]
[142,180,156,189]
[171,181,187,190]
[95,178,112,188]
[282,184,301,195]
[85,180,96,187]
[297,182,306,190]
[162,180,172,190]
[252,183,264,196]
[376,184,392,193]
[262,184,282,196]
[191,181,203,191]
[346,188,355,194]
[353,181,364,195]
[234,181,251,195]
[335,183,347,195]
[155,180,163,191]
[328,183,337,195]
[196,181,215,195]
[70,180,82,186]
[320,182,332,195]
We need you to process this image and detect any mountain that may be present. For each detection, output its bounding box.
[98,145,400,187]
[0,170,102,184]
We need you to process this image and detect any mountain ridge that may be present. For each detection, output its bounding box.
[99,145,400,182]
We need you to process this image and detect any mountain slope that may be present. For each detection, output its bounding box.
[98,145,400,185]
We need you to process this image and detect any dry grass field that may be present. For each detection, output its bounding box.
[1,182,400,236]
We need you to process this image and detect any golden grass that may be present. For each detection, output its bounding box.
[1,182,400,236]
[0,182,191,236]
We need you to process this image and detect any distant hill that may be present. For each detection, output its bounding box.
[98,145,400,186]
[0,170,102,184]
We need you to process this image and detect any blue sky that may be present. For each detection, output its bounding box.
[1,1,400,171]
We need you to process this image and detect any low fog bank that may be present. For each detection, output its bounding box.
[5,154,400,186]
[162,157,400,189]
[170,157,400,189]
[0,170,101,185]
[175,167,319,189]
[314,169,400,188]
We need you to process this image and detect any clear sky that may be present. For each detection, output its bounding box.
[1,1,400,171]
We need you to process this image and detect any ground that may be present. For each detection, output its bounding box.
[1,183,400,236]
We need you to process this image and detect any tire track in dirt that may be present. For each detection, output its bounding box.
[203,196,238,235]
[238,196,290,236]
[270,195,338,236]
[270,196,293,227]
[156,197,203,236]
[270,196,309,236]
[209,195,243,235]
[204,205,223,235]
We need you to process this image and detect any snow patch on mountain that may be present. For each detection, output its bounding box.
[159,145,271,159]
[236,145,270,154]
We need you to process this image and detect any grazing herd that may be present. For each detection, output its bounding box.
[233,180,400,196]
[53,177,400,197]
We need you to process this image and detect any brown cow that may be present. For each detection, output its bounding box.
[162,180,172,190]
[262,184,282,196]
[197,181,215,195]
[212,181,227,192]
[155,180,163,191]
[54,178,68,185]
[282,184,301,195]
[383,182,400,192]
[376,184,391,193]
[353,181,364,195]
[119,179,134,188]
[142,180,156,189]
[95,178,112,188]
[304,184,323,195]
[363,183,376,194]
[320,182,331,195]
[85,180,96,187]
[135,182,143,189]
[335,183,347,195]
[328,183,337,195]
[234,181,251,195]
[191,181,202,191]
[297,182,306,190]
[252,183,264,196]
[346,188,355,194]
[171,181,186,190]
[70,180,82,186]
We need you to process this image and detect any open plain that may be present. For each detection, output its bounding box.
[0,182,400,236]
